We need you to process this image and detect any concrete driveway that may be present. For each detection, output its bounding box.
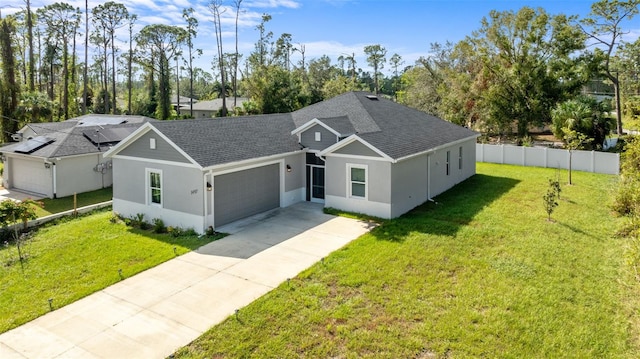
[0,202,375,358]
[0,187,43,202]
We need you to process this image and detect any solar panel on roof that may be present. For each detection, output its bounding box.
[83,127,135,145]
[76,116,127,126]
[13,136,55,154]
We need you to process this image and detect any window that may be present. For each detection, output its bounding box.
[458,146,463,170]
[147,169,162,205]
[315,131,322,142]
[446,150,450,176]
[150,138,156,149]
[348,164,367,199]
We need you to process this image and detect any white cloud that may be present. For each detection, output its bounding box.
[621,28,640,44]
[138,15,172,25]
[245,0,300,9]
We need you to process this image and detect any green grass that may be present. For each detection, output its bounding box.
[175,163,639,358]
[625,117,640,131]
[35,188,113,217]
[0,209,222,333]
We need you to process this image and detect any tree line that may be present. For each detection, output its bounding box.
[0,0,639,148]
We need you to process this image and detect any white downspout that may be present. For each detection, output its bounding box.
[52,162,57,199]
[427,154,431,201]
[206,170,214,231]
[427,154,437,204]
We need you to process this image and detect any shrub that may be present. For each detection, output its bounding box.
[152,218,167,233]
[543,177,561,221]
[206,226,216,236]
[109,212,120,224]
[167,226,184,238]
[614,137,640,219]
[129,213,150,230]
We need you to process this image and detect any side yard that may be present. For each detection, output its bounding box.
[35,188,113,218]
[174,163,639,358]
[0,209,221,333]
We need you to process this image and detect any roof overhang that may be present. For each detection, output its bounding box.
[202,149,306,172]
[319,134,394,162]
[394,133,481,163]
[291,118,343,138]
[320,133,480,164]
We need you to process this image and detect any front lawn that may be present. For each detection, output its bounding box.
[175,163,639,358]
[0,209,221,333]
[35,187,113,217]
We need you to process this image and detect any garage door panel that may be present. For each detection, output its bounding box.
[214,164,279,227]
[11,158,51,195]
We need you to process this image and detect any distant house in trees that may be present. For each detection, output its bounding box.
[184,98,248,118]
[170,95,197,115]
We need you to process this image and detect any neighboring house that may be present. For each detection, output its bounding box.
[185,97,248,118]
[1,114,154,198]
[104,92,479,233]
[170,95,197,115]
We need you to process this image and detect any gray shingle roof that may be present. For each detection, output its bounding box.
[355,93,478,159]
[292,92,381,133]
[123,92,477,167]
[299,92,478,159]
[1,115,154,158]
[317,116,355,137]
[170,95,197,105]
[151,114,301,168]
[188,98,248,111]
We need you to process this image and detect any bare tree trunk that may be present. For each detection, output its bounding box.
[83,0,88,114]
[613,73,623,135]
[26,0,35,92]
[233,0,242,108]
[110,32,117,113]
[103,40,109,114]
[210,1,227,116]
[63,38,69,119]
[127,15,135,115]
[176,55,180,117]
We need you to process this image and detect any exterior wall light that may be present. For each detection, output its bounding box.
[206,182,212,191]
[286,164,292,172]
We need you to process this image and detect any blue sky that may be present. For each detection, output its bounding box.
[3,0,639,76]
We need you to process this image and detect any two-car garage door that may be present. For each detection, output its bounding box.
[214,163,280,227]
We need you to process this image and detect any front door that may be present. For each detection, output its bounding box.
[309,165,325,203]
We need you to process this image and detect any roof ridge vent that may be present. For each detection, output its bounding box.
[365,95,379,100]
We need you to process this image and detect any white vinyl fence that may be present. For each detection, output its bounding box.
[476,144,620,175]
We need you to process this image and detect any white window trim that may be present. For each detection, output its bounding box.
[315,131,322,142]
[150,138,156,149]
[146,168,163,207]
[347,163,368,200]
[446,150,451,176]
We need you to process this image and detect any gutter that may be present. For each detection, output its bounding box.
[394,134,480,163]
[201,149,305,172]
